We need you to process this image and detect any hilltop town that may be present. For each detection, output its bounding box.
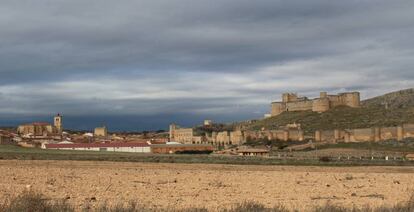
[0,88,413,158]
[1,88,414,212]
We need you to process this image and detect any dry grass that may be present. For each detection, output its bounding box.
[0,190,74,212]
[1,191,414,212]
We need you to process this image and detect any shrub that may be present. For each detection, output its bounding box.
[319,156,332,162]
[223,201,288,212]
[0,190,74,212]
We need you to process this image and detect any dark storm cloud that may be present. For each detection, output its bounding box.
[0,0,414,130]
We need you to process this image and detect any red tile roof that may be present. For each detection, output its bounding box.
[46,142,149,149]
[21,122,51,126]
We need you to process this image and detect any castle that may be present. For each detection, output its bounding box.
[271,91,360,116]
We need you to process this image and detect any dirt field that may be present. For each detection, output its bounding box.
[0,160,413,211]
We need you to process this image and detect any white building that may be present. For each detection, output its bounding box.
[44,142,150,153]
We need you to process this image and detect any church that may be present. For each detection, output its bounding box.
[17,114,63,137]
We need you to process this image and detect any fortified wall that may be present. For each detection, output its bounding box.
[170,121,414,149]
[271,91,360,116]
[208,123,414,148]
[315,124,414,143]
[205,125,305,147]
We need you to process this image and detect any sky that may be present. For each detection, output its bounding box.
[0,0,414,131]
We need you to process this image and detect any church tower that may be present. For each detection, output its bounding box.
[54,113,63,133]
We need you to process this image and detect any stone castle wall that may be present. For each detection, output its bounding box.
[285,101,313,111]
[170,123,414,149]
[315,124,414,143]
[271,91,360,116]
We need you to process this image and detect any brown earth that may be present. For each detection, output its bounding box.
[0,160,413,211]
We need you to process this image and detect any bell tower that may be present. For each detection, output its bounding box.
[54,113,63,133]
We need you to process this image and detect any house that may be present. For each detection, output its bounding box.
[237,149,269,157]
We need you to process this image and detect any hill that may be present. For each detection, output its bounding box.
[362,88,414,109]
[244,88,414,135]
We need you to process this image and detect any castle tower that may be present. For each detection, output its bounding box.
[270,102,285,116]
[312,98,330,112]
[54,113,63,133]
[340,92,361,108]
[282,93,298,103]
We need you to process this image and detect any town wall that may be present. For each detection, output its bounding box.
[380,127,397,140]
[230,130,245,145]
[287,130,304,141]
[214,131,230,145]
[269,130,286,140]
[349,128,373,142]
[172,122,414,150]
[314,124,414,143]
[403,124,414,138]
[320,130,335,143]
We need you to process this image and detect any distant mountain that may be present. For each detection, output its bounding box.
[242,88,414,135]
[362,88,414,109]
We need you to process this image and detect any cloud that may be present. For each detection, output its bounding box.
[0,0,413,130]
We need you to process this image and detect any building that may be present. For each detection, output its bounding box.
[44,142,150,153]
[237,149,269,156]
[204,120,213,126]
[17,114,63,137]
[150,143,214,154]
[94,126,108,137]
[169,123,194,144]
[54,114,63,133]
[271,91,360,116]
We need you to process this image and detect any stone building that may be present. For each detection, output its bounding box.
[271,91,360,116]
[207,130,246,146]
[169,123,195,144]
[94,126,108,137]
[54,114,63,133]
[17,114,63,136]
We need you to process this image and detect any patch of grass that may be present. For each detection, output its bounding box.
[316,140,414,152]
[222,201,288,212]
[2,191,414,212]
[4,191,414,212]
[0,190,74,212]
[1,145,414,166]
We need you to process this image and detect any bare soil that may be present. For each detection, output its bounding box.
[0,160,413,211]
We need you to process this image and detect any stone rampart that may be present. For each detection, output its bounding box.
[314,124,414,143]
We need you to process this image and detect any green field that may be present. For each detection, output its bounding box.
[1,145,414,166]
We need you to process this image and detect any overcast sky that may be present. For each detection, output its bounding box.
[1,0,413,131]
